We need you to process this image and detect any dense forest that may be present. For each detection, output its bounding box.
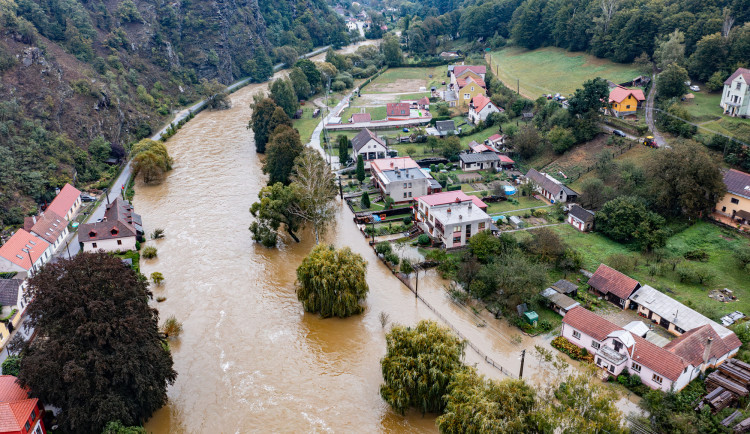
[388,0,749,79]
[0,0,346,228]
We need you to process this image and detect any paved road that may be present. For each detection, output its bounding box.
[644,73,668,148]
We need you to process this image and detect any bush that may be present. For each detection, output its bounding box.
[684,249,709,262]
[1,356,20,376]
[403,216,412,225]
[151,272,164,285]
[417,234,431,246]
[538,319,553,332]
[551,336,594,362]
[375,241,392,255]
[384,252,400,265]
[142,246,158,259]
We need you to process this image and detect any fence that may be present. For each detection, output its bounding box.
[385,256,518,379]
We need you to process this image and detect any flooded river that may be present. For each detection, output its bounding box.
[134,42,637,433]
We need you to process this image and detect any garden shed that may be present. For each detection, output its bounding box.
[509,215,524,229]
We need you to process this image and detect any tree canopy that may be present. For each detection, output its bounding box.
[380,320,465,415]
[263,125,304,185]
[199,78,231,110]
[595,196,668,251]
[567,77,609,116]
[296,244,369,317]
[130,139,173,184]
[656,63,689,100]
[249,98,291,153]
[19,252,175,434]
[270,78,299,118]
[290,149,338,244]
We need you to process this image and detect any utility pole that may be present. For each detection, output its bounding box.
[519,349,526,378]
[338,176,343,199]
[414,263,419,299]
[517,79,520,96]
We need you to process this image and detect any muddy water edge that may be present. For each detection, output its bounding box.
[137,43,445,433]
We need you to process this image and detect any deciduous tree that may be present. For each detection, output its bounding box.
[568,77,609,116]
[199,78,231,110]
[19,252,176,434]
[380,320,465,415]
[249,98,291,153]
[595,196,668,251]
[295,59,321,91]
[290,149,338,243]
[382,34,403,66]
[296,244,369,317]
[249,182,303,246]
[130,139,173,184]
[263,125,304,185]
[270,78,299,117]
[656,63,689,100]
[289,67,311,100]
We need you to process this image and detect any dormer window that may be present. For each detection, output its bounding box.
[110,227,119,236]
[89,230,97,237]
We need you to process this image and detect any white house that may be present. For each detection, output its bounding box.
[721,68,750,117]
[370,158,440,204]
[459,152,501,171]
[24,210,69,254]
[351,128,387,164]
[567,204,594,232]
[561,306,741,392]
[414,191,493,248]
[46,183,81,222]
[525,168,579,203]
[468,94,501,124]
[78,198,140,253]
[0,230,51,277]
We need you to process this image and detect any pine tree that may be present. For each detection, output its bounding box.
[356,155,365,183]
[360,191,370,209]
[338,135,350,164]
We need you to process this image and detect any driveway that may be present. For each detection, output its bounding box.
[644,73,668,148]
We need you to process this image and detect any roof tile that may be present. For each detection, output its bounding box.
[587,264,640,299]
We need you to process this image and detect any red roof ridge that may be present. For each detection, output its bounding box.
[46,183,81,217]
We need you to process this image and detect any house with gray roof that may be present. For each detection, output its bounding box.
[525,168,578,203]
[714,168,750,227]
[78,198,141,253]
[351,128,387,164]
[567,204,594,232]
[458,152,500,171]
[430,120,456,137]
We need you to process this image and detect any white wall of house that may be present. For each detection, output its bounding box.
[460,160,498,171]
[439,219,490,248]
[81,236,137,253]
[469,103,500,124]
[721,75,750,117]
[355,139,387,161]
[61,197,82,222]
[378,177,430,203]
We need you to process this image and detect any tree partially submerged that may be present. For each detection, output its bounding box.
[249,182,303,246]
[380,320,465,415]
[296,244,369,318]
[130,139,173,184]
[18,252,176,433]
[290,149,338,244]
[199,78,231,110]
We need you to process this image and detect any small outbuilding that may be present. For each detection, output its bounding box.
[541,287,581,316]
[509,215,524,229]
[551,279,579,297]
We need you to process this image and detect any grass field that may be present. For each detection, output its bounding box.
[292,106,321,144]
[362,66,448,94]
[338,106,388,123]
[678,90,750,142]
[487,47,642,99]
[548,222,750,318]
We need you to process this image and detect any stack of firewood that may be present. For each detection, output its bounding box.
[696,359,750,414]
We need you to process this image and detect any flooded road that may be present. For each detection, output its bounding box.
[134,41,635,432]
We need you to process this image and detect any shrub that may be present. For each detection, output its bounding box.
[151,272,164,285]
[375,242,392,256]
[151,228,165,240]
[1,356,21,376]
[160,315,183,339]
[403,216,412,225]
[538,319,553,332]
[417,234,431,246]
[400,259,414,274]
[384,252,400,265]
[142,246,158,259]
[684,249,709,262]
[551,336,594,362]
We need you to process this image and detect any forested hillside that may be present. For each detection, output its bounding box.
[0,0,345,228]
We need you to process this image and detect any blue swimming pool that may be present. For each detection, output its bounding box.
[503,185,517,195]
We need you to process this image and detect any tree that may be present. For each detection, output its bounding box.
[689,33,728,81]
[356,155,366,183]
[199,78,231,110]
[656,63,689,100]
[706,70,728,92]
[250,49,273,83]
[579,177,611,209]
[130,139,173,184]
[295,59,321,91]
[524,228,566,263]
[440,136,462,159]
[513,125,541,159]
[595,196,668,251]
[360,191,370,209]
[316,62,338,86]
[647,142,726,219]
[18,253,175,433]
[274,45,299,67]
[290,149,338,244]
[249,98,291,153]
[437,368,536,433]
[150,272,164,285]
[2,356,20,376]
[160,315,183,339]
[654,29,686,69]
[380,320,465,415]
[270,78,298,118]
[288,67,311,100]
[549,126,576,154]
[382,34,403,66]
[338,135,350,164]
[263,125,304,185]
[249,182,303,246]
[568,77,609,116]
[102,421,147,434]
[296,244,369,317]
[467,230,507,264]
[89,136,112,163]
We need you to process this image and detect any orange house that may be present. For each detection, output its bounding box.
[608,86,645,117]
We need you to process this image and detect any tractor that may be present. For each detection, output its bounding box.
[643,136,657,148]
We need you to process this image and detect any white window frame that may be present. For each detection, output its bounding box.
[631,362,641,373]
[652,374,663,384]
[591,341,600,350]
[572,330,581,339]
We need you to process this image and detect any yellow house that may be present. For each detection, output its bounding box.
[449,68,487,107]
[608,86,645,116]
[714,169,750,227]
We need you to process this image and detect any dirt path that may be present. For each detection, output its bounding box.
[644,73,667,148]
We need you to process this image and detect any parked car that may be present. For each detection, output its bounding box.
[612,129,626,137]
[689,85,700,92]
[81,194,96,202]
[403,127,409,132]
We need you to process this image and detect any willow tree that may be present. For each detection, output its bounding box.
[380,320,465,415]
[437,368,537,433]
[130,139,173,184]
[296,244,369,318]
[291,149,337,244]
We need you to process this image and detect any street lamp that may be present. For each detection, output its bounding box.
[414,263,420,299]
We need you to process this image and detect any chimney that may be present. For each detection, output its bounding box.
[703,337,714,365]
[447,207,452,214]
[459,215,463,220]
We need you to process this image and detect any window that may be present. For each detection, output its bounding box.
[403,183,407,188]
[722,206,727,212]
[403,192,407,198]
[572,330,581,339]
[471,86,475,91]
[464,94,470,99]
[731,198,740,204]
[35,426,43,434]
[453,236,461,243]
[31,409,36,421]
[25,422,30,431]
[408,192,412,198]
[408,182,412,188]
[92,243,97,248]
[478,222,485,231]
[631,362,641,372]
[737,82,742,90]
[609,364,615,373]
[591,341,600,350]
[117,240,122,245]
[454,226,461,233]
[626,105,631,109]
[652,374,663,384]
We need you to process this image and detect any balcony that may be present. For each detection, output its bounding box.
[597,345,627,365]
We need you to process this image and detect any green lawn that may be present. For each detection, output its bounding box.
[338,106,388,123]
[681,91,723,123]
[549,222,750,318]
[292,106,321,144]
[488,47,642,99]
[397,92,431,101]
[476,196,544,214]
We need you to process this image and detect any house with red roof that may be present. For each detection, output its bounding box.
[720,67,750,117]
[77,198,141,253]
[386,103,411,120]
[560,306,741,392]
[448,65,487,107]
[45,184,81,222]
[349,112,371,124]
[0,231,51,277]
[414,191,493,248]
[487,133,506,150]
[468,94,502,125]
[0,376,45,434]
[607,86,645,117]
[23,211,68,254]
[587,263,641,309]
